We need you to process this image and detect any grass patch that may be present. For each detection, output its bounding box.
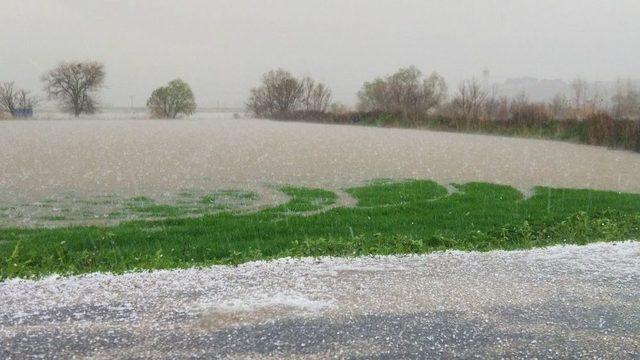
[127,196,225,217]
[267,187,337,213]
[347,180,448,207]
[126,197,190,217]
[1,180,639,280]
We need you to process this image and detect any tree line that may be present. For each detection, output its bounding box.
[248,66,640,123]
[1,61,195,119]
[247,66,640,152]
[2,61,639,130]
[247,69,332,118]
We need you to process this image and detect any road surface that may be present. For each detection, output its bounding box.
[2,242,639,359]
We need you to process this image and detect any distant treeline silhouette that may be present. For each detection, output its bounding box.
[248,67,640,153]
[2,62,639,152]
[1,60,196,119]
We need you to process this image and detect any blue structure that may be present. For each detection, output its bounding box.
[11,108,33,118]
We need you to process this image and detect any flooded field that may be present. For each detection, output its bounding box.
[2,114,640,227]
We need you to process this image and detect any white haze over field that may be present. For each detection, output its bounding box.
[1,0,640,108]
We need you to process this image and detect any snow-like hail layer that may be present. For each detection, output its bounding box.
[2,114,640,206]
[2,241,639,360]
[2,242,639,321]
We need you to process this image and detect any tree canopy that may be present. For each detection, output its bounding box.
[41,61,105,117]
[146,79,196,119]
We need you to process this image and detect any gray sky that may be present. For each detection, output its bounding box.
[1,0,639,108]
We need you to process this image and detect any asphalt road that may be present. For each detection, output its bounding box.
[1,242,639,359]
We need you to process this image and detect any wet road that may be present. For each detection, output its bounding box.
[2,242,639,359]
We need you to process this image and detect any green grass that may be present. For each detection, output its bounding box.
[347,179,448,207]
[1,180,640,280]
[126,190,261,218]
[267,187,337,213]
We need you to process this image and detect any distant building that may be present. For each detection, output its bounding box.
[11,108,34,118]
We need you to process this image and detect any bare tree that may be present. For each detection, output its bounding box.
[41,61,105,117]
[0,82,17,115]
[452,78,488,124]
[508,92,550,126]
[549,93,570,120]
[300,77,332,112]
[357,66,447,123]
[313,83,332,112]
[21,89,37,107]
[586,82,607,115]
[247,69,302,117]
[611,79,640,120]
[300,77,316,111]
[265,69,301,114]
[247,86,270,117]
[482,86,509,121]
[484,96,510,122]
[0,82,38,117]
[385,66,423,117]
[247,69,331,117]
[570,77,588,115]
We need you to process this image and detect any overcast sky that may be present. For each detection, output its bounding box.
[1,0,639,108]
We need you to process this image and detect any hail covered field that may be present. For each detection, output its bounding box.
[1,112,640,228]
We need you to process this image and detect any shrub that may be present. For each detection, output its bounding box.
[583,112,615,146]
[509,100,550,127]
